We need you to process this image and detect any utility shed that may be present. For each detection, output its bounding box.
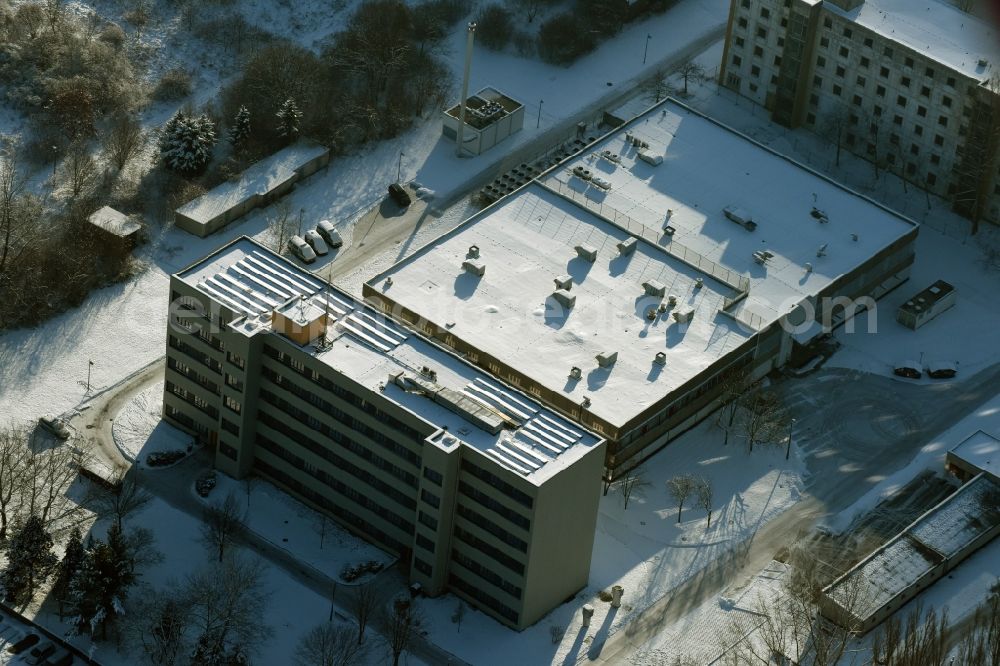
[896,280,956,330]
[442,87,524,156]
[87,206,141,251]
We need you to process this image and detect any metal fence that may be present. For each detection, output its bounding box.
[541,179,751,293]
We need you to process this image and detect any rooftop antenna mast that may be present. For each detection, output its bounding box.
[455,22,477,158]
[320,267,333,348]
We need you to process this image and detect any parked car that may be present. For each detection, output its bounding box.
[38,416,71,440]
[926,361,958,379]
[25,639,55,664]
[43,647,73,666]
[893,361,922,379]
[286,236,317,264]
[316,220,343,248]
[303,230,329,256]
[388,183,411,207]
[8,633,40,654]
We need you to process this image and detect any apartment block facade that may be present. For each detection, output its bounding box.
[162,237,605,630]
[719,0,1000,225]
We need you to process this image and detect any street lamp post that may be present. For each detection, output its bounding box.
[786,417,796,460]
[86,360,94,393]
[643,34,652,65]
[536,99,544,129]
[328,581,338,622]
[396,151,404,183]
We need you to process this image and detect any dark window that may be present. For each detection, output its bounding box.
[751,65,760,77]
[749,82,759,92]
[864,37,873,48]
[760,7,769,18]
[874,105,883,116]
[832,84,842,96]
[754,45,764,57]
[777,36,784,47]
[806,113,816,125]
[835,65,845,77]
[926,173,936,186]
[453,550,522,600]
[906,163,916,175]
[415,533,435,553]
[220,443,238,460]
[910,144,919,155]
[773,55,782,66]
[920,86,930,97]
[823,17,832,28]
[735,36,745,47]
[917,105,927,117]
[946,76,956,87]
[221,419,240,436]
[839,46,849,58]
[461,460,533,508]
[224,395,242,415]
[820,37,829,48]
[884,46,893,57]
[925,67,934,78]
[732,54,742,66]
[914,125,923,136]
[419,511,438,531]
[893,114,903,125]
[860,56,870,68]
[842,27,852,38]
[900,76,910,88]
[938,116,948,127]
[421,489,440,509]
[809,93,819,106]
[896,95,906,107]
[423,467,443,486]
[852,94,862,106]
[889,133,899,145]
[904,56,914,67]
[738,17,748,28]
[226,352,245,369]
[876,85,886,97]
[740,0,749,7]
[856,75,866,87]
[757,27,767,39]
[813,75,823,87]
[771,74,778,84]
[880,66,889,78]
[930,154,940,165]
[942,96,952,107]
[225,374,243,390]
[934,134,944,146]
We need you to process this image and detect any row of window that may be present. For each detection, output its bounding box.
[460,459,533,509]
[256,434,415,535]
[263,345,426,445]
[254,457,407,553]
[257,396,418,509]
[452,548,522,600]
[449,573,519,624]
[164,404,208,435]
[453,525,525,576]
[260,367,420,469]
[167,357,219,396]
[457,481,530,532]
[165,380,218,419]
[456,504,528,553]
[168,335,222,375]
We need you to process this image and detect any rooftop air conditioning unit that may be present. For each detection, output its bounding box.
[575,244,598,262]
[673,308,694,324]
[654,352,666,366]
[694,278,704,290]
[596,351,618,368]
[552,289,576,309]
[667,294,677,307]
[617,238,637,256]
[462,259,486,276]
[643,280,666,298]
[569,366,582,379]
[554,274,573,290]
[638,150,663,166]
[591,176,612,190]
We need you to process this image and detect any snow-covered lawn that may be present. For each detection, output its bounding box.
[195,472,393,584]
[420,415,805,666]
[111,381,195,465]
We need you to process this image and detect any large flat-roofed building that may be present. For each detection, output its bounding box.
[718,0,1000,225]
[364,99,918,480]
[162,237,605,629]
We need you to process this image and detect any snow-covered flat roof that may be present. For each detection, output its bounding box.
[368,183,752,427]
[175,238,600,484]
[826,473,1000,622]
[826,0,1000,82]
[88,205,140,237]
[368,100,916,427]
[176,142,328,225]
[949,430,1000,480]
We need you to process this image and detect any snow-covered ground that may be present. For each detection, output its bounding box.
[111,381,194,464]
[195,472,393,584]
[420,414,805,666]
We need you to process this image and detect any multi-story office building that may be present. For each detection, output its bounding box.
[365,98,919,482]
[162,237,605,630]
[718,0,1000,225]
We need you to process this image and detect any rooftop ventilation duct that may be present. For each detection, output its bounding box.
[569,366,582,379]
[552,289,576,309]
[575,244,597,262]
[462,259,486,276]
[467,245,480,258]
[617,238,637,256]
[554,274,573,290]
[642,280,666,298]
[596,351,618,367]
[654,352,666,366]
[673,308,694,324]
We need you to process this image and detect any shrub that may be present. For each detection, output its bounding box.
[538,12,596,65]
[146,450,186,467]
[195,472,217,497]
[578,0,628,37]
[99,23,127,51]
[476,4,514,50]
[153,68,192,102]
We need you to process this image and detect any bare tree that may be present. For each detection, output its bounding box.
[86,467,152,532]
[515,0,546,23]
[243,474,260,509]
[127,585,191,666]
[667,474,696,523]
[614,465,650,511]
[295,622,367,666]
[268,200,294,254]
[62,140,97,198]
[738,388,788,454]
[645,68,675,104]
[24,441,85,533]
[201,491,245,562]
[451,600,466,634]
[871,603,949,666]
[716,368,749,447]
[102,114,145,172]
[820,108,850,168]
[677,61,706,95]
[0,425,29,540]
[380,597,421,666]
[956,590,1000,666]
[350,581,380,645]
[0,136,31,277]
[696,477,714,528]
[186,555,271,664]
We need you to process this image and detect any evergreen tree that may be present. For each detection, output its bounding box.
[275,98,302,142]
[158,111,217,176]
[70,524,136,639]
[1,515,57,604]
[52,528,85,618]
[228,106,251,147]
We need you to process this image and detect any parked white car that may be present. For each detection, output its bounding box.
[287,236,317,264]
[304,229,329,255]
[316,220,343,248]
